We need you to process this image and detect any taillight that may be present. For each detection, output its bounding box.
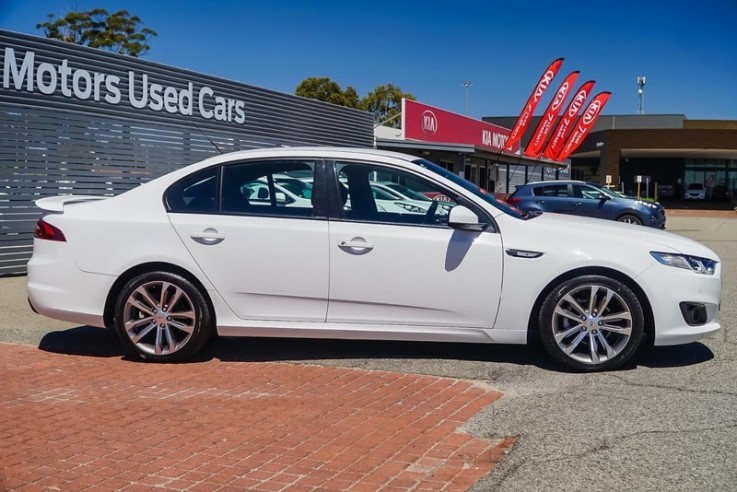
[507,196,521,205]
[34,218,66,242]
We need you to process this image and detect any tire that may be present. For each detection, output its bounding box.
[113,271,214,362]
[539,275,644,371]
[618,214,642,225]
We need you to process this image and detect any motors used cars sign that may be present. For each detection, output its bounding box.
[2,47,246,124]
[402,99,518,153]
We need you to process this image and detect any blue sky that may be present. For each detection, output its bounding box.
[2,0,736,120]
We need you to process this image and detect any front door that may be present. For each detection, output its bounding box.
[326,160,503,328]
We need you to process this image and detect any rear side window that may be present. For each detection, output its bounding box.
[533,184,568,197]
[165,168,219,213]
[221,160,317,217]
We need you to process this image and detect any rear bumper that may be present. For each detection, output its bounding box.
[27,238,112,328]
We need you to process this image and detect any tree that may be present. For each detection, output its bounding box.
[295,78,415,128]
[37,9,157,57]
[361,84,415,128]
[295,77,361,109]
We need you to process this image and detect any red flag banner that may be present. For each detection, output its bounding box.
[542,80,596,160]
[556,91,611,161]
[523,71,580,157]
[504,58,564,151]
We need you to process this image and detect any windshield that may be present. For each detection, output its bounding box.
[413,158,528,219]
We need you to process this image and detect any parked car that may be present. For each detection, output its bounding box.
[28,148,720,372]
[684,183,706,200]
[507,180,666,228]
[711,185,731,202]
[656,184,675,200]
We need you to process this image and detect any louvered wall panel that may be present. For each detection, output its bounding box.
[0,30,374,274]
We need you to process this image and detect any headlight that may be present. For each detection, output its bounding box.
[636,201,658,209]
[651,252,717,275]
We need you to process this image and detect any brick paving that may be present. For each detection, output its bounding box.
[0,343,512,491]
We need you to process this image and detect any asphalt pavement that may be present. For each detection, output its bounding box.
[2,212,736,491]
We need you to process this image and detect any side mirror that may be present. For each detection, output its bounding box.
[448,205,487,232]
[599,193,611,201]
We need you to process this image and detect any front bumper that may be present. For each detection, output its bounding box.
[637,261,721,346]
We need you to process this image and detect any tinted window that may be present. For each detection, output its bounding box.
[222,160,317,217]
[533,184,568,197]
[166,168,219,213]
[572,184,604,200]
[335,162,457,226]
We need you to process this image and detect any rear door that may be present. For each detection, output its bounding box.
[531,183,570,213]
[166,159,330,322]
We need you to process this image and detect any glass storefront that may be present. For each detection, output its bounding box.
[683,159,737,201]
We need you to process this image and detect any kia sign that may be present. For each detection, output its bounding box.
[403,99,518,152]
[421,110,438,136]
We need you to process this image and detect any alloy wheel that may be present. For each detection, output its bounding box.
[551,284,633,365]
[122,280,196,356]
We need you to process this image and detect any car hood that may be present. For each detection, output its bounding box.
[504,212,718,259]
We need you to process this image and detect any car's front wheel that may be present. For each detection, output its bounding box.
[539,275,644,371]
[113,272,214,362]
[617,214,642,225]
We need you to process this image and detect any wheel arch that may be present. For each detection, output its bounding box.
[103,262,215,329]
[526,266,654,345]
[616,210,644,223]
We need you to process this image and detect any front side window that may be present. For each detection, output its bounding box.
[335,161,458,226]
[573,184,605,200]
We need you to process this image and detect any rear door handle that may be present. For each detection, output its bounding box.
[191,228,225,245]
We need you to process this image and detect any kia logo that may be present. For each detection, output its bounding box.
[421,110,438,136]
[582,100,601,125]
[552,82,569,109]
[534,70,555,102]
[568,90,588,117]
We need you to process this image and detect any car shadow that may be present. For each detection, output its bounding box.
[38,325,125,358]
[37,326,715,372]
[635,343,715,368]
[203,336,559,369]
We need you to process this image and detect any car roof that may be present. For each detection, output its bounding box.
[208,146,421,164]
[522,180,588,186]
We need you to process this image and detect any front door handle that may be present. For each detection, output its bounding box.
[338,237,374,255]
[191,228,225,245]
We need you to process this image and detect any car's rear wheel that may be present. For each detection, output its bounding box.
[539,275,644,371]
[618,214,642,225]
[113,272,213,362]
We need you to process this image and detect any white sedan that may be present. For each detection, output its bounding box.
[28,147,721,371]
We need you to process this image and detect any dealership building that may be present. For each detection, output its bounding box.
[484,114,737,200]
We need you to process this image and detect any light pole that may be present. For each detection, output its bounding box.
[461,81,472,114]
